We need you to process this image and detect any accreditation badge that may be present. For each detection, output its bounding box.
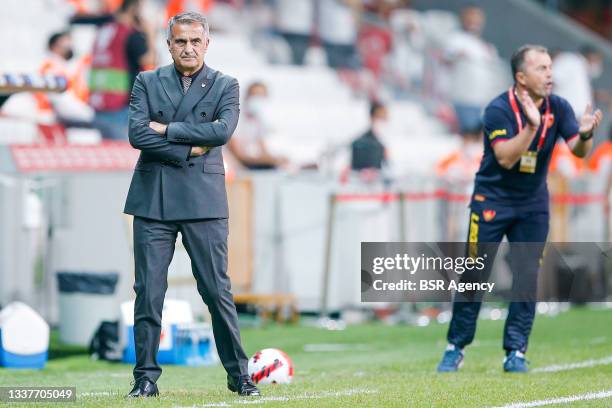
[519,151,537,173]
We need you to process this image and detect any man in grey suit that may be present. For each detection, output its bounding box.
[124,11,260,397]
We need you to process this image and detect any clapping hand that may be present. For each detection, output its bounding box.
[579,103,603,138]
[518,90,541,129]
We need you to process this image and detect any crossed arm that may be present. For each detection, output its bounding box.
[128,73,240,162]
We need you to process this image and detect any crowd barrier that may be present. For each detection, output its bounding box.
[0,146,609,319]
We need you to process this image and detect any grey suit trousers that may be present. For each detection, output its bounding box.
[132,216,248,382]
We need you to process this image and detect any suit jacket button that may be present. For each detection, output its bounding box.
[188,163,195,167]
[200,112,206,117]
[158,110,163,116]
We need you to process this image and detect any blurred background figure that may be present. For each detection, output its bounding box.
[34,30,94,129]
[548,140,587,179]
[358,0,393,77]
[553,45,604,118]
[435,131,482,181]
[89,0,156,140]
[67,0,123,20]
[274,0,315,65]
[589,126,612,242]
[434,130,483,241]
[351,101,388,173]
[319,0,361,70]
[228,81,288,170]
[590,126,612,177]
[444,5,499,138]
[165,0,215,22]
[385,6,426,96]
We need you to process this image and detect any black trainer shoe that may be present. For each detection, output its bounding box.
[227,374,261,396]
[127,378,159,397]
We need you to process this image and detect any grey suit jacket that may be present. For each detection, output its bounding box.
[124,63,239,221]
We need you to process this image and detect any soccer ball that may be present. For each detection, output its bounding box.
[247,348,294,384]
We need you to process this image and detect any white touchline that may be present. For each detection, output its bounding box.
[492,390,612,408]
[79,391,115,397]
[233,388,377,405]
[172,389,377,408]
[532,355,612,373]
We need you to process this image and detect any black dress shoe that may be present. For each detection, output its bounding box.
[127,378,159,397]
[227,375,261,396]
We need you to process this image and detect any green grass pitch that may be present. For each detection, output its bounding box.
[1,307,611,407]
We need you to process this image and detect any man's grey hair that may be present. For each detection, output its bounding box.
[167,12,210,40]
[511,44,549,80]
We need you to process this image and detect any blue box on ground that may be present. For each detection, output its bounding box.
[119,299,218,366]
[0,302,49,369]
[122,323,217,366]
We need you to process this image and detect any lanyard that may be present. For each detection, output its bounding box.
[508,87,550,151]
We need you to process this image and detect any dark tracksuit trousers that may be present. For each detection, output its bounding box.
[446,199,549,354]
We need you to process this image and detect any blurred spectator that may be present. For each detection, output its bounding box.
[589,126,612,175]
[588,126,612,241]
[68,0,123,16]
[358,0,393,78]
[386,7,426,95]
[548,140,586,178]
[319,0,361,69]
[351,101,388,171]
[444,5,498,137]
[435,131,482,241]
[166,0,215,21]
[228,82,288,170]
[34,31,94,128]
[274,0,315,65]
[435,132,483,181]
[89,0,156,140]
[553,45,603,118]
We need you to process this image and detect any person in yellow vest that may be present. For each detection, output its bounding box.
[548,139,586,178]
[89,0,156,140]
[436,132,483,241]
[166,0,215,21]
[436,132,484,180]
[589,128,612,241]
[67,0,125,17]
[34,30,94,128]
[589,129,612,175]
